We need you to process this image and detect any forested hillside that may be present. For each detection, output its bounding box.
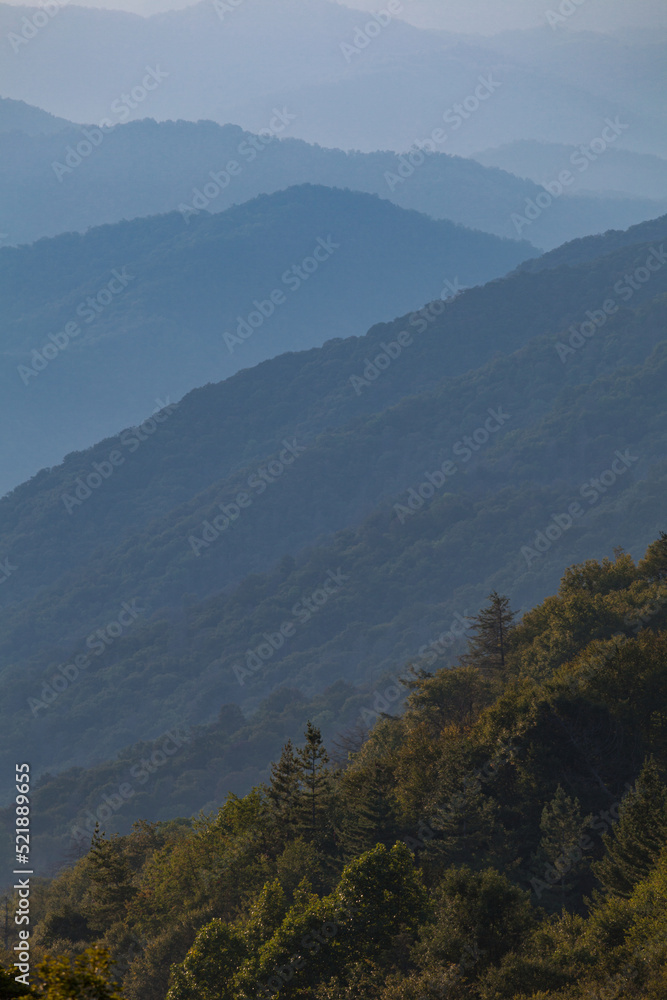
[2,538,666,999]
[0,216,665,869]
[1,3,665,998]
[0,183,534,495]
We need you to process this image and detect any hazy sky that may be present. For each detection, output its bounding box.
[2,0,666,33]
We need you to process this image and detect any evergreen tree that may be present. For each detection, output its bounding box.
[534,785,590,913]
[267,739,301,841]
[296,722,331,841]
[638,530,667,582]
[463,592,517,673]
[429,773,498,870]
[593,758,667,897]
[339,762,399,857]
[84,825,137,927]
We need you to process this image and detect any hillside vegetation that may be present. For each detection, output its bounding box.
[0,217,665,870]
[2,538,666,999]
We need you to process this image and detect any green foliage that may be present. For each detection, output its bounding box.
[296,723,331,843]
[338,762,400,857]
[268,740,301,844]
[534,786,591,913]
[637,531,667,582]
[416,866,536,974]
[592,757,667,897]
[16,538,667,1000]
[33,947,123,1000]
[403,667,494,734]
[165,920,247,1000]
[0,964,33,997]
[462,592,518,674]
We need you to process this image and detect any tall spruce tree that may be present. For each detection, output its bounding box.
[296,722,331,841]
[84,825,137,928]
[463,592,517,673]
[340,762,399,857]
[593,758,667,897]
[268,739,301,841]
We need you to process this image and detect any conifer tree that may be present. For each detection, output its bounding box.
[430,774,498,870]
[535,785,590,913]
[638,531,667,582]
[296,721,331,841]
[267,739,301,841]
[85,825,137,925]
[340,762,399,857]
[593,758,667,897]
[463,592,517,673]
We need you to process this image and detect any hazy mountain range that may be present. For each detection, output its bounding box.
[474,139,667,203]
[1,104,665,253]
[0,183,537,495]
[0,216,664,856]
[1,1,666,156]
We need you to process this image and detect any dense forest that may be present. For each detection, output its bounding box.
[1,214,666,872]
[2,537,666,998]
